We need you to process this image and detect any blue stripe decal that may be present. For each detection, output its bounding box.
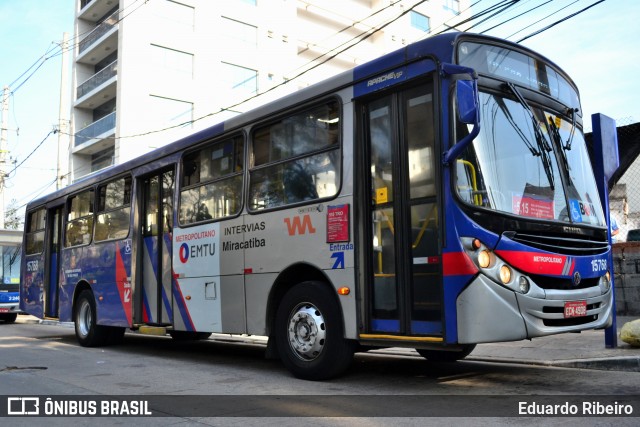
[411,321,442,335]
[371,319,401,333]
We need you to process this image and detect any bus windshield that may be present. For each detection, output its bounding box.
[455,91,605,226]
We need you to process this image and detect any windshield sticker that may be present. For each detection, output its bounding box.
[570,199,597,223]
[512,195,554,219]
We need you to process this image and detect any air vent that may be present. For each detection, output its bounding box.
[509,232,608,256]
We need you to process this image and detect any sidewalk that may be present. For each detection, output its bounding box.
[467,316,640,372]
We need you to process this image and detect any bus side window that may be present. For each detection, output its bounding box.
[25,208,46,255]
[65,190,95,247]
[249,100,341,211]
[95,176,132,242]
[179,135,244,224]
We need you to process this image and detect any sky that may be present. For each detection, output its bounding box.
[0,0,638,226]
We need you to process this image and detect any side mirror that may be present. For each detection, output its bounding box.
[442,70,481,165]
[456,79,478,124]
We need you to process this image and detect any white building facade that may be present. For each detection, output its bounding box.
[71,0,469,180]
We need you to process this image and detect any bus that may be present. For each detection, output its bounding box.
[0,229,23,323]
[21,33,613,380]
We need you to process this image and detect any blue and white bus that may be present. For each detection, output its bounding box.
[0,229,23,323]
[21,33,613,379]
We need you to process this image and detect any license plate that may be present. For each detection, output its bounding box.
[0,307,9,313]
[564,301,587,318]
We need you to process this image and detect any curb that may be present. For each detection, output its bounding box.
[467,355,640,372]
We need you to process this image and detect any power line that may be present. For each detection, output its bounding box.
[2,0,148,104]
[516,0,607,43]
[479,0,554,34]
[6,130,55,178]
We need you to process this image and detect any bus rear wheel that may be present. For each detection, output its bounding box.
[275,281,355,380]
[75,290,109,347]
[416,344,476,362]
[0,313,17,323]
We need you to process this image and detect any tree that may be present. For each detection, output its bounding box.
[4,199,23,230]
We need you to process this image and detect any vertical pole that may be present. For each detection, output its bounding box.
[57,32,70,190]
[0,86,9,229]
[591,113,619,348]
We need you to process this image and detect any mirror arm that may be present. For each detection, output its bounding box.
[443,121,481,166]
[441,63,480,166]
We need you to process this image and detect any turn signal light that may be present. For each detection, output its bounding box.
[337,287,350,296]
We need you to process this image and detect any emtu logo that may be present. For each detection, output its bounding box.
[179,243,189,263]
[284,215,316,236]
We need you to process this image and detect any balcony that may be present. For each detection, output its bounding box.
[74,112,116,153]
[77,10,118,64]
[76,60,117,108]
[79,0,119,23]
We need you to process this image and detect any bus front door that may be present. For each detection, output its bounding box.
[139,169,175,325]
[363,81,443,337]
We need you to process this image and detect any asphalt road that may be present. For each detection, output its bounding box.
[0,318,638,426]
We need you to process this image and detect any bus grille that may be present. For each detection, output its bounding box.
[509,232,608,256]
[542,303,601,327]
[530,274,599,291]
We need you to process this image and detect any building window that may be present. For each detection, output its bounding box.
[151,45,194,78]
[444,0,460,14]
[220,62,258,98]
[410,11,430,32]
[180,135,245,224]
[155,0,195,30]
[91,147,115,172]
[249,100,341,210]
[149,95,194,128]
[220,17,257,48]
[95,176,132,242]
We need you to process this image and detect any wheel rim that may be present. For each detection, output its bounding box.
[287,302,326,361]
[77,299,92,338]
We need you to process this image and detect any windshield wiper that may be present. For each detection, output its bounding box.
[504,82,555,190]
[563,107,578,150]
[547,115,570,177]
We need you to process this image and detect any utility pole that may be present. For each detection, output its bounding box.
[57,32,70,190]
[0,86,9,229]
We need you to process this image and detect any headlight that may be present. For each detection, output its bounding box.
[499,265,512,284]
[461,237,533,294]
[600,271,611,293]
[518,276,530,294]
[478,250,491,268]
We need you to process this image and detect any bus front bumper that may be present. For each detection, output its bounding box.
[456,275,613,344]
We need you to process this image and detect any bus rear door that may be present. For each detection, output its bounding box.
[44,205,63,318]
[138,169,175,325]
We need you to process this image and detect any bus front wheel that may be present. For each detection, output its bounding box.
[75,290,109,347]
[275,281,355,380]
[416,344,476,362]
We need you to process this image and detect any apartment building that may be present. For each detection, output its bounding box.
[71,0,468,181]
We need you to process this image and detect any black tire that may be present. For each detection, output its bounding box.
[275,281,355,380]
[74,290,109,347]
[169,331,211,341]
[416,344,476,362]
[0,313,18,323]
